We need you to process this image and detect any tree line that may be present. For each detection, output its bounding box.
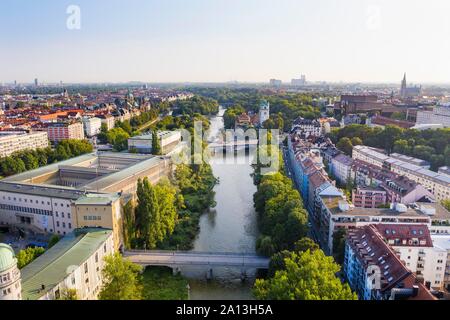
[0,139,93,178]
[329,124,450,170]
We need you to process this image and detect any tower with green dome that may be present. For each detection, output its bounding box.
[0,244,22,300]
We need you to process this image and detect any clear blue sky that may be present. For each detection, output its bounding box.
[1,0,450,84]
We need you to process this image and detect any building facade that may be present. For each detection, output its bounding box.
[0,131,49,157]
[0,244,22,300]
[82,117,102,137]
[47,122,85,142]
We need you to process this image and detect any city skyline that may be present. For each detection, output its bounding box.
[1,0,450,84]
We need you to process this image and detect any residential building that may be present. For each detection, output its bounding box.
[380,176,435,205]
[82,117,102,137]
[318,195,432,255]
[390,153,430,169]
[20,228,114,300]
[375,224,447,290]
[416,106,450,128]
[0,131,49,157]
[352,187,387,209]
[0,244,21,300]
[128,131,181,155]
[431,235,450,291]
[97,114,115,131]
[344,224,435,300]
[330,154,353,185]
[47,122,85,142]
[291,117,322,137]
[352,145,450,201]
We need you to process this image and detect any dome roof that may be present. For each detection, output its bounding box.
[0,244,17,272]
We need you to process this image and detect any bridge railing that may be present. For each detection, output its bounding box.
[124,250,267,257]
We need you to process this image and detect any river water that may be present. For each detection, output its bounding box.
[182,107,259,300]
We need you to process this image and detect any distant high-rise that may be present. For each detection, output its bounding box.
[291,74,307,86]
[269,79,282,87]
[34,78,39,87]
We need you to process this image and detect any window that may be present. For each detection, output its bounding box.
[61,213,65,218]
[84,263,88,274]
[56,221,60,227]
[68,223,72,229]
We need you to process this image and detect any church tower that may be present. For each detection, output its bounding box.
[400,73,407,98]
[259,100,270,127]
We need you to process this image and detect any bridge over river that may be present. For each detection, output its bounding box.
[123,250,270,270]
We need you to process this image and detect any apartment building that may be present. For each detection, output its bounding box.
[82,117,102,137]
[375,224,447,290]
[344,224,436,300]
[0,131,49,157]
[352,187,387,209]
[353,146,450,201]
[47,122,85,142]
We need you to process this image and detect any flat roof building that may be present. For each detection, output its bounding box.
[0,131,49,158]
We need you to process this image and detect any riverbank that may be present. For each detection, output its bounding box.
[142,267,189,300]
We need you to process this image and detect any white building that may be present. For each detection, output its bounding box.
[431,235,450,291]
[0,131,49,157]
[330,154,353,185]
[0,244,22,300]
[352,145,450,202]
[128,131,181,155]
[82,117,102,137]
[375,224,447,290]
[416,106,450,128]
[19,228,114,300]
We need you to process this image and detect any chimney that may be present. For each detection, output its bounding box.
[412,285,419,297]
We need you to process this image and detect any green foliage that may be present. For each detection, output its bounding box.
[171,95,219,116]
[254,250,357,300]
[223,105,245,129]
[16,247,45,269]
[332,228,347,265]
[133,178,178,249]
[158,163,217,251]
[151,130,162,155]
[254,172,308,254]
[106,127,130,151]
[142,267,188,300]
[0,139,93,178]
[330,125,450,170]
[294,237,320,253]
[48,234,61,249]
[442,200,450,211]
[99,253,143,300]
[336,137,353,156]
[58,288,78,300]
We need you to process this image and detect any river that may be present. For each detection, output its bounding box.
[182,107,259,300]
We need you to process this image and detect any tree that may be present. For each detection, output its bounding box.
[332,228,347,265]
[294,237,319,253]
[350,137,362,146]
[253,250,357,300]
[59,288,78,300]
[48,234,60,248]
[99,253,143,300]
[336,137,353,156]
[16,247,45,269]
[152,131,162,155]
[442,200,450,212]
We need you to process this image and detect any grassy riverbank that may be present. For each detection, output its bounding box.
[142,267,189,300]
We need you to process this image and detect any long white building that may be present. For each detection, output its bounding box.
[0,131,49,157]
[352,145,450,201]
[416,106,450,128]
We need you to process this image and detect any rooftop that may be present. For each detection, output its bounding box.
[21,228,112,300]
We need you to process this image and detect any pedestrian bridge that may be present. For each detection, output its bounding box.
[208,139,259,149]
[123,250,270,269]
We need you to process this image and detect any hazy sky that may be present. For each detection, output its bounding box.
[1,0,450,84]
